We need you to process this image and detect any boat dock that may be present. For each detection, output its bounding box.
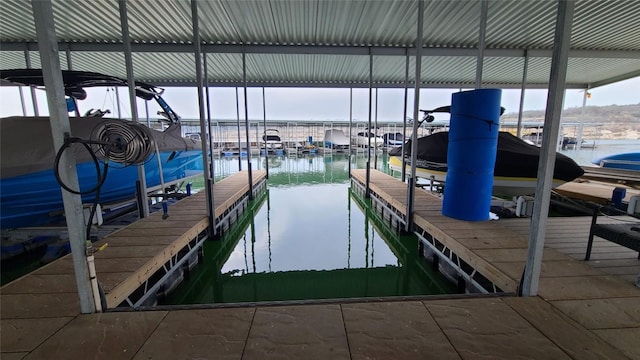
[1,171,266,347]
[555,180,640,205]
[2,169,639,359]
[350,169,639,356]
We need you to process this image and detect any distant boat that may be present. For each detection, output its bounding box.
[323,129,350,150]
[352,131,384,148]
[388,131,585,196]
[262,129,283,149]
[592,152,640,171]
[522,131,544,146]
[382,132,405,146]
[522,130,587,150]
[0,69,203,229]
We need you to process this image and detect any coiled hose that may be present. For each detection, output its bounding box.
[54,120,158,238]
[91,120,156,166]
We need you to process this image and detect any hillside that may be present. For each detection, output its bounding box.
[501,103,640,139]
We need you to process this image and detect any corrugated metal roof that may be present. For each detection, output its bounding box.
[1,0,639,89]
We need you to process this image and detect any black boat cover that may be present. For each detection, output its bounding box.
[390,131,584,181]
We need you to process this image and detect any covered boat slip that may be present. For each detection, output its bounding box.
[99,171,266,308]
[351,169,639,289]
[350,169,640,293]
[0,170,267,310]
[2,172,639,359]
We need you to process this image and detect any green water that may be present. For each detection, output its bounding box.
[162,153,457,305]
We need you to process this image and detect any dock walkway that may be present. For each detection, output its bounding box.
[1,171,266,347]
[1,169,639,359]
[350,169,639,357]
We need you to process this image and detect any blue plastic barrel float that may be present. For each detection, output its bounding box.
[442,89,502,221]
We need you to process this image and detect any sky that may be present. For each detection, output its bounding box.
[1,76,638,123]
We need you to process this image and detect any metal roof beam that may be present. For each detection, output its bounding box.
[589,69,640,88]
[2,41,639,59]
[82,79,585,89]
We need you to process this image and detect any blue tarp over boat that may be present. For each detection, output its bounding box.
[0,69,203,229]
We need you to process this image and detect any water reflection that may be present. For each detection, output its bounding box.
[164,153,455,305]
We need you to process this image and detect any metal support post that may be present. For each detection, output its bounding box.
[348,87,353,173]
[24,50,39,116]
[374,88,378,169]
[118,0,149,218]
[263,87,269,178]
[235,87,242,170]
[517,50,529,138]
[475,0,488,88]
[366,51,373,198]
[521,0,575,297]
[401,50,409,182]
[203,51,215,179]
[242,51,254,199]
[31,0,95,313]
[191,0,216,236]
[406,0,424,232]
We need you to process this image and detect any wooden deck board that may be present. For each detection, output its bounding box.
[351,169,640,297]
[103,170,266,307]
[555,181,640,204]
[500,216,639,283]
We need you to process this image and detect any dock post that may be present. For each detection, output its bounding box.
[191,0,216,237]
[31,0,96,313]
[406,0,424,233]
[401,49,409,182]
[366,50,373,198]
[242,51,254,199]
[522,0,575,296]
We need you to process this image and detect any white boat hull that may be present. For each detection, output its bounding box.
[388,156,566,197]
[352,136,384,148]
[324,129,350,149]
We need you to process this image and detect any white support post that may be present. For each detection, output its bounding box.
[401,49,409,182]
[19,86,27,116]
[235,87,242,170]
[114,85,122,118]
[24,50,39,116]
[203,50,215,180]
[191,0,216,236]
[31,0,95,313]
[263,87,269,178]
[366,51,373,197]
[406,0,424,232]
[118,0,149,218]
[517,50,529,138]
[65,48,80,117]
[349,87,353,173]
[475,0,489,89]
[374,88,379,169]
[577,87,589,149]
[242,50,254,199]
[521,0,575,296]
